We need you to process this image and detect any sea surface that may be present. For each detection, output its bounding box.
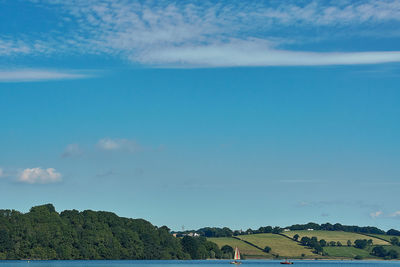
[0,260,399,267]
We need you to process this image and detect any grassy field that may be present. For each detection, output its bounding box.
[323,246,375,259]
[282,230,390,245]
[366,234,400,243]
[207,237,269,258]
[237,233,319,258]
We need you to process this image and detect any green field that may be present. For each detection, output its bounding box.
[282,230,389,245]
[207,237,269,258]
[237,233,319,258]
[323,246,375,259]
[366,234,400,243]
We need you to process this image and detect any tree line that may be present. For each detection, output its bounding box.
[176,223,398,238]
[0,204,221,260]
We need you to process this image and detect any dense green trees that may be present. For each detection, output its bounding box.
[0,204,220,260]
[372,246,399,259]
[286,222,385,234]
[354,239,368,249]
[180,236,221,259]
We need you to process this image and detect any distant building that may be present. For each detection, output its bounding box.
[172,233,177,237]
[283,229,290,232]
[307,229,314,231]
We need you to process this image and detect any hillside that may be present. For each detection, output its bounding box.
[237,234,318,258]
[207,237,269,258]
[0,204,220,260]
[208,231,399,260]
[282,230,390,246]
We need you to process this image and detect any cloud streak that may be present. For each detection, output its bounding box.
[3,0,400,67]
[0,69,90,82]
[97,138,141,152]
[62,144,83,158]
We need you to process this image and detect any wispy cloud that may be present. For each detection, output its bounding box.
[18,167,62,184]
[0,69,90,82]
[61,144,83,158]
[370,211,384,218]
[0,168,5,178]
[389,211,400,218]
[97,138,142,152]
[3,0,400,67]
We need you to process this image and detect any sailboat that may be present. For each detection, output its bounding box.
[230,247,242,264]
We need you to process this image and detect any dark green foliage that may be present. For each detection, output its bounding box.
[390,237,399,246]
[293,234,299,241]
[263,246,271,253]
[387,229,400,236]
[354,255,363,260]
[0,204,191,260]
[286,222,386,234]
[319,239,326,247]
[300,236,323,254]
[180,236,221,259]
[347,240,352,247]
[221,245,234,255]
[371,246,399,259]
[354,239,368,249]
[371,246,387,257]
[197,227,233,237]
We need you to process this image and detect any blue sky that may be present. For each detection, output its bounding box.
[1,0,400,231]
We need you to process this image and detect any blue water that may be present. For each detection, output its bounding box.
[0,260,398,267]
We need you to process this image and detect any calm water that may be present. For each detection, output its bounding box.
[0,260,399,267]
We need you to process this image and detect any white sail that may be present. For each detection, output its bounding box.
[234,247,240,260]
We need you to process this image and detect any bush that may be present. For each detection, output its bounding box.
[263,246,271,253]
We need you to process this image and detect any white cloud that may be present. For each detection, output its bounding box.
[4,0,400,67]
[18,167,62,184]
[0,168,4,177]
[97,138,141,152]
[370,211,383,218]
[0,69,90,82]
[62,144,83,158]
[389,211,400,217]
[139,40,400,67]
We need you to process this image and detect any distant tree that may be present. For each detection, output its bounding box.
[221,245,234,255]
[319,239,327,247]
[354,239,368,249]
[313,244,323,254]
[300,237,311,246]
[387,249,399,259]
[329,241,336,247]
[367,239,373,246]
[347,240,352,247]
[371,246,387,257]
[387,229,400,236]
[301,253,305,258]
[263,246,271,253]
[354,255,363,260]
[293,234,299,241]
[272,227,282,234]
[336,241,342,247]
[390,237,399,246]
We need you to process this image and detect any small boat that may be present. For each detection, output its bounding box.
[280,259,293,264]
[230,247,242,264]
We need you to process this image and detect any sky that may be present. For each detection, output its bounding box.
[0,0,400,231]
